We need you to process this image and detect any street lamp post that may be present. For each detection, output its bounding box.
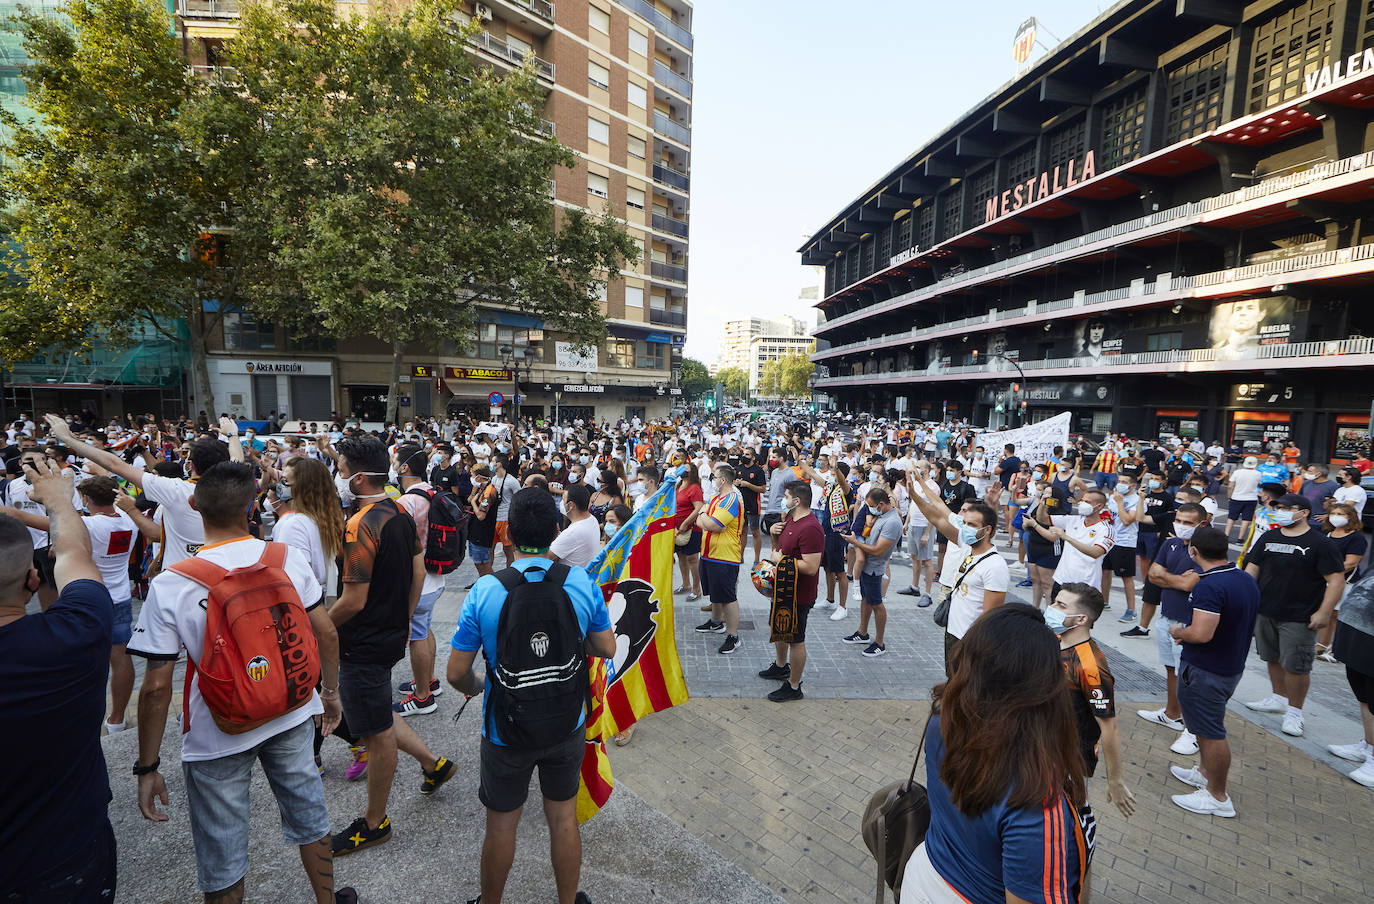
[806,371,818,434]
[500,345,535,427]
[971,350,1028,426]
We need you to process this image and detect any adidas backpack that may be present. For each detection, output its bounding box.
[485,563,589,748]
[405,486,469,574]
[170,543,321,735]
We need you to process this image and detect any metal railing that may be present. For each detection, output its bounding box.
[650,261,687,282]
[653,112,690,146]
[821,148,1374,333]
[654,60,692,98]
[470,30,554,80]
[651,212,689,238]
[649,308,687,326]
[652,161,689,191]
[498,0,555,23]
[177,0,240,17]
[618,0,693,49]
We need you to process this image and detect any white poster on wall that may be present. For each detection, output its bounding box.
[976,411,1071,469]
[555,341,598,374]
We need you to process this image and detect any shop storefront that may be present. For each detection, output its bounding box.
[1016,382,1115,435]
[1154,409,1201,440]
[213,357,336,422]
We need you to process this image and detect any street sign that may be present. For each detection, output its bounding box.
[488,391,504,407]
[400,395,412,407]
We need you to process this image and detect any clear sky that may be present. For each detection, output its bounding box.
[680,0,1106,363]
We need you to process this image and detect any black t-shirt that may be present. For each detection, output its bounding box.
[1141,448,1166,474]
[1330,530,1368,580]
[1139,491,1174,536]
[1119,458,1144,480]
[736,462,766,515]
[940,479,978,513]
[1166,460,1192,488]
[429,464,460,492]
[0,579,113,889]
[339,498,421,665]
[1247,527,1345,622]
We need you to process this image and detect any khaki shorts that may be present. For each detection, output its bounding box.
[1253,614,1316,675]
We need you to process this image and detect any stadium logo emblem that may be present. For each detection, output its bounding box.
[245,362,255,372]
[530,632,550,657]
[246,655,271,682]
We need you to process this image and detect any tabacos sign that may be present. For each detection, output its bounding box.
[984,150,1097,224]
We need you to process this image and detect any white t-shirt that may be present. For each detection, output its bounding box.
[394,485,446,596]
[550,514,602,569]
[1107,492,1139,548]
[83,510,136,602]
[271,511,329,593]
[946,548,1011,640]
[141,473,206,567]
[129,538,325,761]
[1335,484,1366,518]
[1228,468,1261,502]
[1050,516,1115,589]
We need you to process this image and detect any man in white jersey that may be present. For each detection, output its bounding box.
[1031,487,1115,594]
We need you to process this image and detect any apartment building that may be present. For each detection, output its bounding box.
[175,0,693,423]
[802,0,1374,461]
[748,333,813,396]
[717,316,807,374]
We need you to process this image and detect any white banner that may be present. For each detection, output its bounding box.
[555,341,598,374]
[976,411,1071,469]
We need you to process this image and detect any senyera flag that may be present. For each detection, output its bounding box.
[575,466,690,823]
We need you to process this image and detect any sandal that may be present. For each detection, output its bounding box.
[1316,643,1338,664]
[674,586,688,594]
[613,724,637,747]
[685,592,700,602]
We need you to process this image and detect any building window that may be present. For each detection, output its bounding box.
[876,223,892,264]
[588,116,610,145]
[626,186,645,209]
[916,204,935,249]
[629,27,648,57]
[627,81,647,109]
[605,338,636,367]
[588,172,609,198]
[1166,42,1228,143]
[1146,331,1183,352]
[939,188,961,241]
[1004,142,1037,191]
[627,134,646,158]
[625,285,644,308]
[506,34,533,62]
[1046,118,1084,173]
[224,311,275,351]
[894,214,912,253]
[969,166,996,220]
[589,5,610,34]
[286,332,336,352]
[1100,83,1148,170]
[636,341,665,370]
[474,322,543,361]
[588,61,610,90]
[1249,0,1337,113]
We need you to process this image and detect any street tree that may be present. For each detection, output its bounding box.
[777,347,816,398]
[215,0,637,424]
[715,366,749,400]
[678,357,713,402]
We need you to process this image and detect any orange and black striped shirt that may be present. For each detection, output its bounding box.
[1060,639,1115,776]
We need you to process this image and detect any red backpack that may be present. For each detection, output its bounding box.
[170,543,321,735]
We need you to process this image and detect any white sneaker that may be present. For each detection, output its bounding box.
[1349,759,1374,789]
[1281,711,1304,737]
[1171,731,1199,756]
[1328,740,1372,763]
[1169,764,1208,789]
[1244,694,1287,714]
[105,720,127,735]
[1171,788,1236,818]
[1137,708,1185,731]
[829,605,849,621]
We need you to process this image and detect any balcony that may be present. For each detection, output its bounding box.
[470,30,554,81]
[654,60,692,99]
[618,0,693,50]
[178,0,240,17]
[650,261,687,283]
[491,0,555,24]
[651,212,689,238]
[649,308,687,327]
[652,161,689,192]
[653,112,690,147]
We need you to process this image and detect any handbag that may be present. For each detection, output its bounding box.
[861,715,933,903]
[931,552,997,629]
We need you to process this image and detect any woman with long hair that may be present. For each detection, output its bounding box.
[590,471,624,524]
[1318,499,1367,662]
[903,604,1094,904]
[674,458,705,601]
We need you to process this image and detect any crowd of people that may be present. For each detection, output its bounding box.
[2,406,1372,904]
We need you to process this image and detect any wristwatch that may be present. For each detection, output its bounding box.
[132,757,160,776]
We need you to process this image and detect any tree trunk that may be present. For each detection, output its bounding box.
[189,311,217,422]
[386,338,404,426]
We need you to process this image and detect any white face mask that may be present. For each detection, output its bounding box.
[1076,501,1094,517]
[1173,522,1196,540]
[1329,514,1349,528]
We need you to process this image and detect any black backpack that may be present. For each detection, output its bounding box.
[406,486,469,574]
[485,563,590,748]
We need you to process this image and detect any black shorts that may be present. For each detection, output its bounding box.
[338,661,396,741]
[761,513,784,536]
[1347,666,1374,707]
[1104,545,1137,578]
[822,532,848,573]
[33,546,56,588]
[699,559,739,604]
[479,726,584,813]
[676,531,701,557]
[744,512,761,532]
[1227,499,1257,521]
[781,603,813,644]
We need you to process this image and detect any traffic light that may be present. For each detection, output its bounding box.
[704,396,715,410]
[1011,383,1020,393]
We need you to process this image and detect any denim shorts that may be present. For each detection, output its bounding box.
[339,661,397,740]
[467,540,493,564]
[1177,661,1241,741]
[859,571,884,606]
[1153,616,1182,670]
[182,719,329,893]
[111,599,133,646]
[409,587,443,642]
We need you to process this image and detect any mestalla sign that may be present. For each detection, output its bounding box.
[984,151,1098,224]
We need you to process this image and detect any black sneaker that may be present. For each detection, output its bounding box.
[421,756,455,795]
[842,631,871,645]
[399,677,444,697]
[1120,625,1150,638]
[335,889,359,904]
[758,662,790,680]
[718,634,741,655]
[332,815,391,856]
[862,642,888,658]
[575,893,593,904]
[896,586,919,596]
[695,619,726,634]
[916,593,934,608]
[768,682,804,702]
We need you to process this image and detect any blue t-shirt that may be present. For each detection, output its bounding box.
[1155,537,1200,622]
[0,579,113,889]
[921,717,1092,904]
[451,557,611,746]
[1180,564,1261,677]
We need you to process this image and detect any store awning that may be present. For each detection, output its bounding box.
[645,333,671,344]
[490,310,544,329]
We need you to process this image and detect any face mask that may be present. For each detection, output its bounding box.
[1272,510,1297,526]
[335,473,356,505]
[1330,514,1349,528]
[579,455,590,465]
[1043,607,1079,635]
[263,498,275,516]
[273,481,291,503]
[958,524,983,546]
[1173,522,1196,540]
[1033,471,1045,480]
[945,471,958,482]
[1148,479,1162,491]
[1115,483,1130,495]
[570,473,581,482]
[552,460,563,469]
[1076,501,1094,517]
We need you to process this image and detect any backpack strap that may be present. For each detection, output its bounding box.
[495,566,528,594]
[260,541,288,570]
[405,486,435,501]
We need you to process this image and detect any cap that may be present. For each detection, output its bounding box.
[1243,456,1258,468]
[1276,493,1312,511]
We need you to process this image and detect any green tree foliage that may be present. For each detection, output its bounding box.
[677,357,712,402]
[715,366,748,400]
[777,347,815,398]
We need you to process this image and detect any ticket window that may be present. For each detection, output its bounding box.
[1230,411,1291,454]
